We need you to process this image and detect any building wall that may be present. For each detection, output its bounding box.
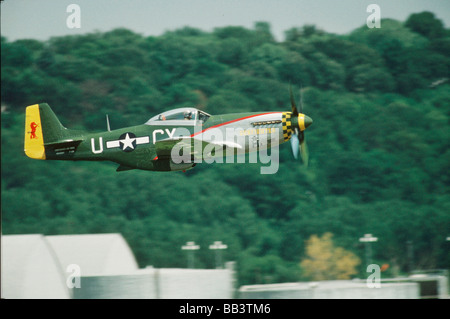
[158,268,234,299]
[73,266,235,299]
[73,272,157,299]
[239,280,420,299]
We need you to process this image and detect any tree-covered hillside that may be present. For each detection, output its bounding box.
[2,12,449,285]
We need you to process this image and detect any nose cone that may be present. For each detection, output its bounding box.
[304,115,313,129]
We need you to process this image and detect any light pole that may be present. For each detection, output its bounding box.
[359,233,378,266]
[209,241,228,269]
[181,241,200,269]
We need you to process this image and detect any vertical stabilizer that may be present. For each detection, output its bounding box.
[24,103,82,160]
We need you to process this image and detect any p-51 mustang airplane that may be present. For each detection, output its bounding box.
[24,87,312,172]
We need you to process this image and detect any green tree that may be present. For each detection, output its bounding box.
[405,11,446,39]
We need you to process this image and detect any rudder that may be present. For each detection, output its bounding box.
[25,104,46,159]
[24,103,76,160]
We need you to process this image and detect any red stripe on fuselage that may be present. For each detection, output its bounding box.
[190,112,281,137]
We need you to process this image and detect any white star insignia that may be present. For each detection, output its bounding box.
[120,133,136,150]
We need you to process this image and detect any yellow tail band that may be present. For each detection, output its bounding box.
[24,104,46,160]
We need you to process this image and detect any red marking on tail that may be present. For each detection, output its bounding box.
[30,122,38,139]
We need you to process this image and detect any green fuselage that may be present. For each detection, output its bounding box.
[51,112,286,171]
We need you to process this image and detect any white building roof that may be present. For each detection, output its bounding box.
[2,234,71,299]
[46,233,139,276]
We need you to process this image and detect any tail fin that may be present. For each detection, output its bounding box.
[24,103,81,160]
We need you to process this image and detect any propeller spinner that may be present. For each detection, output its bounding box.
[289,85,312,166]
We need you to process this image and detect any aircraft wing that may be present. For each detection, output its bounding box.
[154,136,242,161]
[154,136,194,159]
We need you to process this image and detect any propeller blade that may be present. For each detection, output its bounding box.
[289,85,298,116]
[298,130,304,143]
[299,85,304,114]
[300,134,309,167]
[289,84,311,167]
[290,133,299,160]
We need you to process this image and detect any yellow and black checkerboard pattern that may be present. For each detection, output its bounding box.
[282,112,293,141]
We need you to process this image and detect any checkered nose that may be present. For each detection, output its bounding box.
[281,111,313,139]
[281,112,293,142]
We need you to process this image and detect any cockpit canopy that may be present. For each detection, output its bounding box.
[145,108,210,125]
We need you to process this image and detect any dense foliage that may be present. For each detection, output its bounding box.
[2,13,449,286]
